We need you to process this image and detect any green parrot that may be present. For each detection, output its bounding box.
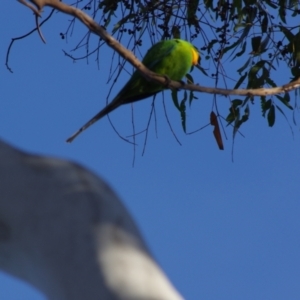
[66,39,199,143]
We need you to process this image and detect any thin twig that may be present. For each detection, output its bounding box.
[6,8,55,72]
[142,99,156,156]
[162,96,182,145]
[130,103,136,167]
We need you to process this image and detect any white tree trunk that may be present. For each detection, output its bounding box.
[0,139,183,300]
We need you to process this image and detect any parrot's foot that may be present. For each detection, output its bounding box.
[162,75,172,88]
[162,76,185,90]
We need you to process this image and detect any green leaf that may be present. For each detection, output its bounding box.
[232,104,250,137]
[275,105,294,135]
[237,57,252,74]
[275,93,293,110]
[242,95,251,107]
[291,66,300,79]
[223,39,242,55]
[234,72,248,89]
[267,104,275,127]
[244,5,257,23]
[206,39,218,54]
[292,32,300,65]
[243,0,256,5]
[99,0,120,13]
[187,0,199,26]
[233,0,242,13]
[231,42,247,61]
[226,99,243,125]
[226,106,240,125]
[171,90,180,111]
[261,96,266,116]
[232,99,243,107]
[180,91,188,133]
[171,26,181,39]
[226,111,235,124]
[248,60,266,76]
[280,26,294,42]
[264,99,272,110]
[189,91,195,106]
[204,0,213,9]
[186,74,195,106]
[259,34,270,54]
[247,60,273,88]
[265,77,277,87]
[251,36,262,53]
[112,13,136,34]
[223,24,251,56]
[185,73,194,84]
[195,64,209,76]
[275,104,288,121]
[279,0,286,23]
[244,104,250,119]
[264,0,277,9]
[261,13,268,33]
[261,98,271,117]
[284,92,290,103]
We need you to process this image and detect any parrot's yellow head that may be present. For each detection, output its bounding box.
[191,47,200,66]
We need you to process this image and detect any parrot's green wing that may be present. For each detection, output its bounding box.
[113,40,180,104]
[141,40,178,70]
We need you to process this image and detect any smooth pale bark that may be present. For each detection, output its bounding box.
[0,140,183,300]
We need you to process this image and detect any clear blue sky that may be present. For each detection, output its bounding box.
[1,2,300,299]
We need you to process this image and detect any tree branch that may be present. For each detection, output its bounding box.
[19,0,300,97]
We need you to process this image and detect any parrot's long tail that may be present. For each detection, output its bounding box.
[66,91,158,143]
[66,99,121,143]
